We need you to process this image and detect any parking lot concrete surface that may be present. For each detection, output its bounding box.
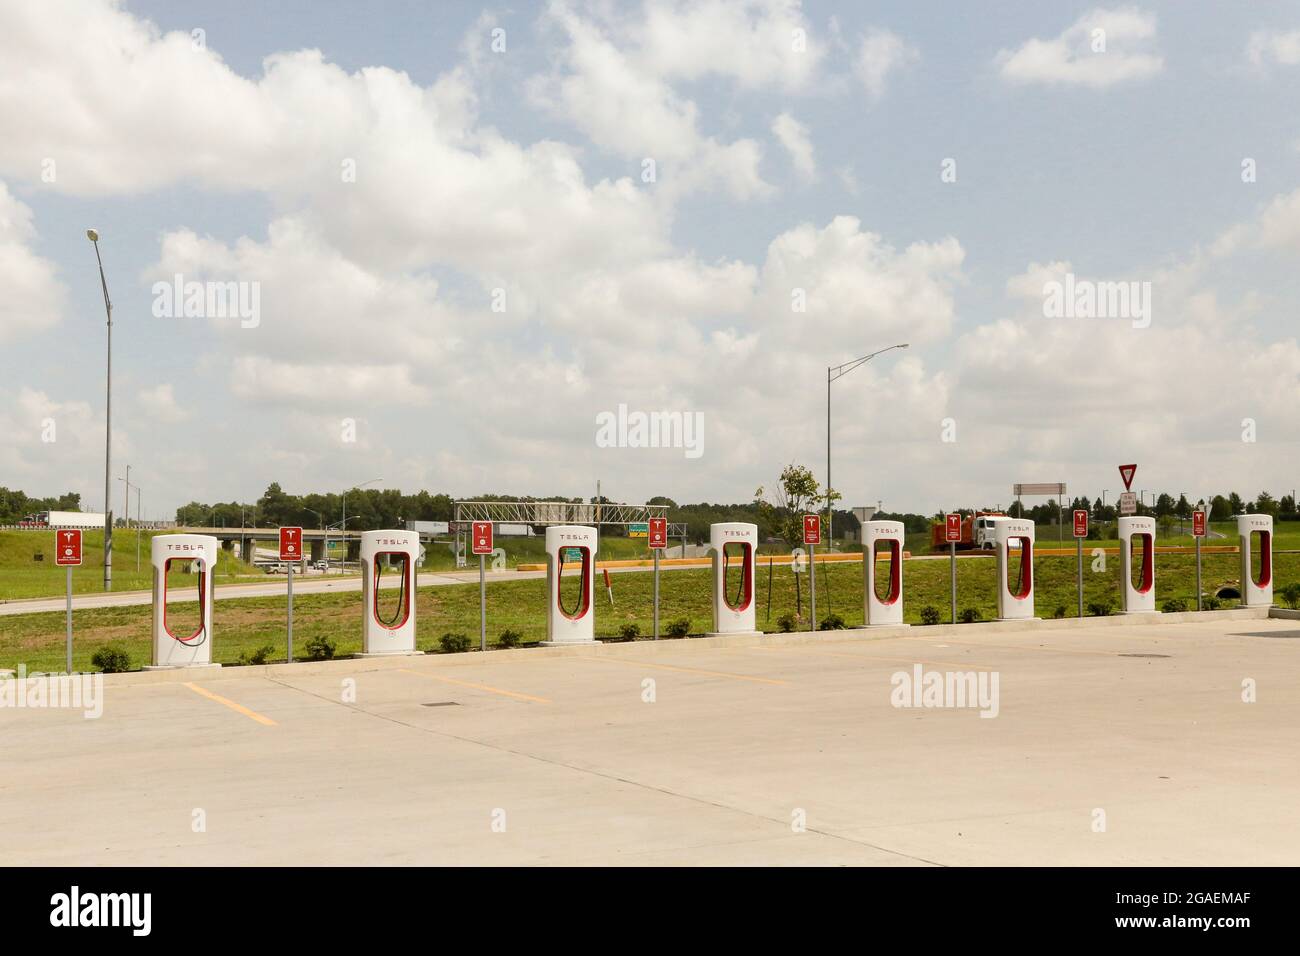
[1,611,1296,866]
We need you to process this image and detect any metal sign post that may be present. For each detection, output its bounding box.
[280,527,303,661]
[1073,509,1089,617]
[945,514,961,624]
[56,529,83,672]
[1193,510,1206,610]
[804,515,821,631]
[649,518,667,639]
[472,522,493,650]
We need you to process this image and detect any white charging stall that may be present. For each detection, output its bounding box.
[862,520,905,627]
[992,517,1036,621]
[150,534,218,668]
[1118,516,1156,613]
[706,522,760,637]
[543,525,597,645]
[360,529,419,656]
[1238,514,1274,607]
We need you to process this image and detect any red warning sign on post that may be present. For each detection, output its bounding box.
[1192,511,1207,537]
[944,513,962,543]
[1118,464,1137,491]
[648,517,667,550]
[803,514,821,545]
[55,528,83,566]
[1072,509,1089,538]
[472,521,493,555]
[279,526,303,561]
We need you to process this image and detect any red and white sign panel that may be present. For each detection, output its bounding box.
[471,521,493,555]
[648,517,668,550]
[944,513,962,543]
[803,514,821,545]
[1072,509,1089,538]
[1118,464,1137,491]
[55,528,83,566]
[279,526,303,561]
[1192,511,1207,537]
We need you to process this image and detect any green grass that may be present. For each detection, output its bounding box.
[0,529,263,600]
[3,549,1296,673]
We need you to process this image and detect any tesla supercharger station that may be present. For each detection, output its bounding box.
[1118,516,1156,613]
[359,530,419,656]
[150,534,218,668]
[862,520,905,627]
[1239,514,1274,607]
[543,525,597,645]
[706,522,760,637]
[992,517,1036,620]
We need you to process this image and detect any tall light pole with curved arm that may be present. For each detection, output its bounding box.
[338,477,383,570]
[87,229,114,590]
[826,343,909,546]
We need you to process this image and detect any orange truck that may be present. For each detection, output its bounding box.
[930,511,1006,551]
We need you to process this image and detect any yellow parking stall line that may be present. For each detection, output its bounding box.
[397,669,552,704]
[580,657,788,686]
[909,638,1122,658]
[746,646,997,671]
[182,682,277,726]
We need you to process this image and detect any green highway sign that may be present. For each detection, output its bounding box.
[629,522,648,537]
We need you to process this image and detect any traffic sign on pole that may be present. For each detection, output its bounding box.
[648,518,666,639]
[1193,510,1205,610]
[1118,492,1138,516]
[944,513,961,543]
[471,522,492,651]
[1072,511,1088,618]
[279,527,302,661]
[944,516,959,623]
[1072,510,1089,538]
[1118,464,1137,491]
[1192,511,1207,537]
[58,529,81,673]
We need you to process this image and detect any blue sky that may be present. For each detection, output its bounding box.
[2,0,1299,518]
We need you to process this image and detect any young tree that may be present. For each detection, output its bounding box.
[754,464,830,551]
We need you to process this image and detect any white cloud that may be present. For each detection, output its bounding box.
[136,384,189,424]
[0,182,66,342]
[853,28,917,100]
[1247,29,1300,67]
[996,7,1163,89]
[1209,188,1300,258]
[771,112,816,180]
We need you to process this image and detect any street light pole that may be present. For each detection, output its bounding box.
[88,229,113,591]
[826,343,908,546]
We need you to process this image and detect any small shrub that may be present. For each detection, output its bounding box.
[665,618,691,638]
[1278,582,1300,609]
[238,644,275,666]
[1053,605,1067,619]
[1203,596,1222,611]
[919,605,941,626]
[618,622,641,640]
[497,629,522,649]
[90,646,132,673]
[775,612,798,633]
[1162,598,1189,614]
[439,632,471,654]
[1087,601,1113,617]
[819,612,846,630]
[305,635,336,661]
[958,607,983,624]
